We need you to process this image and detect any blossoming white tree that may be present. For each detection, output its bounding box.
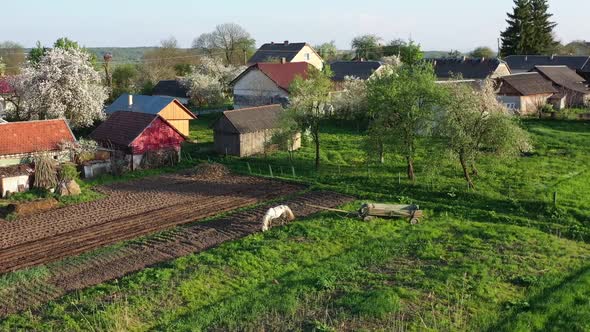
[183,56,245,107]
[16,48,108,128]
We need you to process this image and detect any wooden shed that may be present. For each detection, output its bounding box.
[90,111,186,170]
[213,104,301,157]
[105,94,196,136]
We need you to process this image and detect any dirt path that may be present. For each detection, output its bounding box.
[0,191,353,317]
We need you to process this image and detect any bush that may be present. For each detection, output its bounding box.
[59,163,79,182]
[539,104,554,114]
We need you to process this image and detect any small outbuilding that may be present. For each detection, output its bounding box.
[105,94,196,136]
[213,104,301,157]
[531,66,590,108]
[496,72,558,115]
[152,80,190,105]
[90,111,187,170]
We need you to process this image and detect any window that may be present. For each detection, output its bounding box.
[505,103,517,110]
[304,53,310,61]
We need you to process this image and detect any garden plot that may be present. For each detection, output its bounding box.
[0,172,304,274]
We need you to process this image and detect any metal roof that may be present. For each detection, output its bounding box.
[215,104,284,134]
[330,61,383,81]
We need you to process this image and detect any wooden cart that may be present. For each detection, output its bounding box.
[307,203,423,224]
[359,203,423,224]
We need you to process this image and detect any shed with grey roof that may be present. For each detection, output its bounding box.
[213,104,300,157]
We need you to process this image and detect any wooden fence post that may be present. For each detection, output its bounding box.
[291,166,296,178]
[247,162,252,174]
[269,165,274,178]
[553,191,558,207]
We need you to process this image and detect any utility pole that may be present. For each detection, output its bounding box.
[103,52,113,97]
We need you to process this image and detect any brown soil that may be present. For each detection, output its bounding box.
[0,172,303,273]
[0,190,353,317]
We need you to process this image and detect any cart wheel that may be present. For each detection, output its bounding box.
[410,218,420,225]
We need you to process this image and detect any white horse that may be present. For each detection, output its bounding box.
[261,205,295,232]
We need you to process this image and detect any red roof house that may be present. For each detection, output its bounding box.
[231,62,310,109]
[90,111,186,169]
[0,119,76,161]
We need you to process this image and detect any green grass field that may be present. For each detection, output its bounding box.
[1,118,589,331]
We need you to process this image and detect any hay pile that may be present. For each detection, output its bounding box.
[185,163,231,180]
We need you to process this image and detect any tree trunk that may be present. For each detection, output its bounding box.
[315,138,320,170]
[460,156,475,189]
[471,163,479,177]
[406,156,415,181]
[378,140,385,164]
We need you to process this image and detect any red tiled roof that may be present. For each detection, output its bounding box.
[0,119,76,156]
[254,62,310,90]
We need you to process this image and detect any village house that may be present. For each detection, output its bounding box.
[330,61,383,90]
[496,72,558,115]
[152,80,190,105]
[90,111,187,170]
[231,62,310,109]
[249,41,323,70]
[0,119,76,197]
[431,58,511,82]
[213,104,301,157]
[531,65,590,109]
[105,94,196,136]
[505,55,590,82]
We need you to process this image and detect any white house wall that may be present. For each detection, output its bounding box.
[233,69,289,109]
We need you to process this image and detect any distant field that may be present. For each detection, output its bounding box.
[1,119,590,331]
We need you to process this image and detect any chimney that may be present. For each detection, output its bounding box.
[284,40,289,45]
[271,41,274,45]
[481,57,485,62]
[462,56,467,62]
[525,55,528,61]
[551,54,555,60]
[280,57,287,64]
[128,94,133,109]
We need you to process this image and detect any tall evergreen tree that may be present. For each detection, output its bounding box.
[500,0,557,56]
[530,0,558,54]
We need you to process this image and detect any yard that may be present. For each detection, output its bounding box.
[1,118,589,331]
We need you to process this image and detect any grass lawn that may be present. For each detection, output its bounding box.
[1,118,590,331]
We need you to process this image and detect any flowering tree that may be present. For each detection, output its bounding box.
[437,80,531,188]
[183,56,244,107]
[14,48,108,128]
[332,77,368,122]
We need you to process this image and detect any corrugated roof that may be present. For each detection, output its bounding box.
[0,119,76,156]
[105,94,195,118]
[90,111,159,147]
[431,58,504,80]
[249,42,307,64]
[330,61,383,81]
[533,66,590,94]
[153,80,189,99]
[498,73,557,96]
[217,104,284,134]
[505,55,590,72]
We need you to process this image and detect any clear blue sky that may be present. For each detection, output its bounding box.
[2,0,588,51]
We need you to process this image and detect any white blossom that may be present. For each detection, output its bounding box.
[183,56,245,107]
[16,48,108,128]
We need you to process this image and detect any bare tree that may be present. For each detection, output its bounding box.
[192,23,255,65]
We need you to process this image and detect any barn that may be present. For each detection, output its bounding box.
[90,111,187,170]
[213,104,301,157]
[105,94,196,136]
